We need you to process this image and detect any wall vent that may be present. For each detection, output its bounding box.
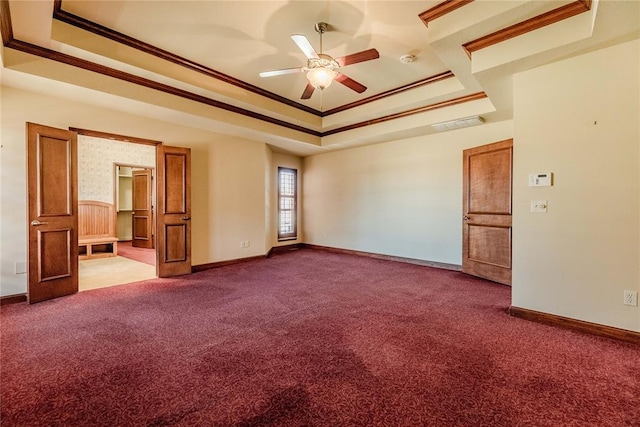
[431,116,485,132]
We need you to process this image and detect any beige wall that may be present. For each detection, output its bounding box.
[0,86,289,296]
[303,121,513,265]
[190,135,267,264]
[512,39,640,332]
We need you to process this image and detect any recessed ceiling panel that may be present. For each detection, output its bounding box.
[60,1,450,112]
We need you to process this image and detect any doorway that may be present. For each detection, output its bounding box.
[115,164,155,249]
[77,135,157,291]
[27,123,192,303]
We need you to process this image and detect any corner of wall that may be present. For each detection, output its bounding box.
[512,39,640,332]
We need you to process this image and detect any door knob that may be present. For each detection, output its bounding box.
[463,216,470,221]
[30,220,49,226]
[181,217,191,221]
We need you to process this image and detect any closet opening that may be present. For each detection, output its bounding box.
[116,164,155,251]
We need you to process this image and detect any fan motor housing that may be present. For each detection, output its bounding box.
[314,22,329,34]
[307,54,339,71]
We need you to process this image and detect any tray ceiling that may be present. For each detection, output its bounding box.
[1,0,638,155]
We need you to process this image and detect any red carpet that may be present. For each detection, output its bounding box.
[117,240,156,266]
[1,249,638,426]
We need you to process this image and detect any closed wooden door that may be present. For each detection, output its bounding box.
[462,139,513,285]
[27,123,79,303]
[132,168,154,249]
[157,145,191,277]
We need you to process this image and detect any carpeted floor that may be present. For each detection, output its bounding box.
[117,240,156,266]
[1,249,638,426]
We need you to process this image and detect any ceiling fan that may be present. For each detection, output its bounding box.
[259,22,380,100]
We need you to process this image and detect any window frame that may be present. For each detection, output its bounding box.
[277,167,298,241]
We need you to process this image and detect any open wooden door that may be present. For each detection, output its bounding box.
[462,139,513,285]
[132,168,154,249]
[27,123,79,303]
[157,145,191,277]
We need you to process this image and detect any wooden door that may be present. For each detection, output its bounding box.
[462,139,513,285]
[132,168,154,249]
[157,145,191,277]
[27,123,79,303]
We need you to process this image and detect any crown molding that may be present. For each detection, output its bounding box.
[53,1,458,119]
[419,0,475,27]
[51,1,320,116]
[0,0,12,45]
[324,92,487,137]
[463,0,592,57]
[323,71,455,116]
[2,36,322,137]
[0,1,486,142]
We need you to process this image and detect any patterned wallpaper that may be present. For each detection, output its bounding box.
[78,135,155,203]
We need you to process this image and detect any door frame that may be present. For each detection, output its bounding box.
[70,129,161,277]
[113,163,156,250]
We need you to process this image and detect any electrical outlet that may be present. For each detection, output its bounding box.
[240,241,245,249]
[623,290,638,306]
[245,240,250,248]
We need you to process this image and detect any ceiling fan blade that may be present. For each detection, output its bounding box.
[335,48,380,67]
[291,34,319,59]
[259,67,304,78]
[301,82,315,99]
[335,73,367,93]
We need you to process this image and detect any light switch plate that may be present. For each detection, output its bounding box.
[531,200,548,213]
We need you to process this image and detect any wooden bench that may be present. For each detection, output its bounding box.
[78,200,118,260]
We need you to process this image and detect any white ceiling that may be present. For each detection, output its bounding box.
[60,1,449,112]
[2,0,639,156]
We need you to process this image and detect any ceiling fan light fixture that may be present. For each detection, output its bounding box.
[306,52,339,90]
[307,67,338,90]
[260,21,378,99]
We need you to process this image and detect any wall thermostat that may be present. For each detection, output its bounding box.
[529,172,552,187]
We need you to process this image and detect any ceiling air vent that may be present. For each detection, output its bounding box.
[431,116,485,132]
